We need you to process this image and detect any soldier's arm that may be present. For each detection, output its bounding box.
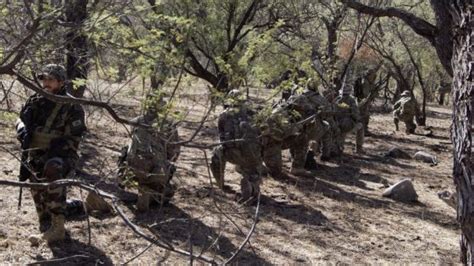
[217,113,225,141]
[351,99,361,121]
[62,104,87,151]
[17,96,38,148]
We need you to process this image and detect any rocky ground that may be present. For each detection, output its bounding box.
[0,81,459,264]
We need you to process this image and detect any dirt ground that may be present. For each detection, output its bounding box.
[0,81,459,264]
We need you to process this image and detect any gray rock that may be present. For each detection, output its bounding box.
[414,151,438,166]
[383,147,411,159]
[383,179,418,202]
[438,190,456,209]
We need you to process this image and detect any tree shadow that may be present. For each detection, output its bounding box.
[313,163,382,190]
[369,132,425,147]
[133,203,270,264]
[260,195,328,226]
[291,175,391,209]
[30,239,113,265]
[350,154,416,174]
[399,205,458,230]
[426,109,451,120]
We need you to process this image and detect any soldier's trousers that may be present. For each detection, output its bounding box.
[309,119,332,158]
[30,156,70,219]
[334,118,361,154]
[393,111,416,134]
[127,153,174,202]
[263,133,308,176]
[211,144,263,198]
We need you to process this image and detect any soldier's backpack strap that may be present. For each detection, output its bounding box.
[43,103,63,133]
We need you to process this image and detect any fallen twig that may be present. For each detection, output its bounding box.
[26,254,92,265]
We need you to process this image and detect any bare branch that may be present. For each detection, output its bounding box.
[339,0,438,45]
[10,71,147,128]
[224,193,260,264]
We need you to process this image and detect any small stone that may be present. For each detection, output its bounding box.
[414,151,438,165]
[438,190,456,209]
[0,228,7,239]
[383,147,411,159]
[383,179,418,202]
[0,239,10,248]
[28,235,41,247]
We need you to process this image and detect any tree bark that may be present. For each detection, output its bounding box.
[450,3,474,264]
[65,0,89,98]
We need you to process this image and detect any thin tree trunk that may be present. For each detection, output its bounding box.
[65,0,89,98]
[450,3,474,264]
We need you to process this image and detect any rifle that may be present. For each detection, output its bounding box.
[17,107,34,210]
[17,149,32,210]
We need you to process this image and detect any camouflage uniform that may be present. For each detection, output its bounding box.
[303,87,334,161]
[123,99,180,212]
[333,86,361,154]
[393,90,417,134]
[210,90,264,202]
[17,64,86,241]
[354,73,377,153]
[261,87,314,177]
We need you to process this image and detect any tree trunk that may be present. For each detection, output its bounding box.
[65,0,89,98]
[450,2,474,264]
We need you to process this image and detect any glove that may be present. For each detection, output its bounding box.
[15,119,27,143]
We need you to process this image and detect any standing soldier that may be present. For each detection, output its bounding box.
[16,64,87,243]
[210,89,264,203]
[301,81,334,166]
[333,84,362,154]
[120,94,180,212]
[353,70,378,153]
[393,90,417,134]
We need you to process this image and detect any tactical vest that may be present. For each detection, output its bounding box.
[30,103,64,150]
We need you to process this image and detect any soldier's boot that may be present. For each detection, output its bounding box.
[65,199,85,218]
[210,149,225,189]
[355,124,364,154]
[406,122,416,134]
[264,155,284,179]
[42,214,65,243]
[38,211,51,233]
[240,176,260,205]
[304,150,318,170]
[136,193,151,212]
[394,118,399,131]
[160,183,176,205]
[240,178,253,202]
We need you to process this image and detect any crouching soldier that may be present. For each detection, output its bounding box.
[119,94,180,212]
[259,90,312,177]
[16,64,87,243]
[393,90,417,134]
[210,89,264,203]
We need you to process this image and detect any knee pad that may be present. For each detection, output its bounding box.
[43,157,66,180]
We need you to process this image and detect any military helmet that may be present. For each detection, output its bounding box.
[401,90,412,97]
[225,89,245,106]
[38,64,67,81]
[227,89,243,99]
